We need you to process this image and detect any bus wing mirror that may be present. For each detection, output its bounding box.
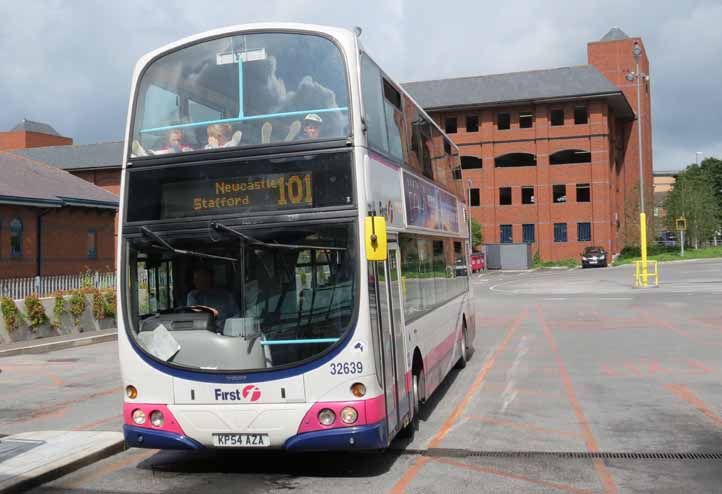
[365,216,387,261]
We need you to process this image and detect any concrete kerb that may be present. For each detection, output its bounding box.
[0,431,125,494]
[0,330,117,358]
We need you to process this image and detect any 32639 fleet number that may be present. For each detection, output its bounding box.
[329,361,363,375]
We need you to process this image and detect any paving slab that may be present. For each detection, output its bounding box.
[0,431,123,493]
[0,330,117,358]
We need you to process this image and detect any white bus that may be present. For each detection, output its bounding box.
[119,23,475,451]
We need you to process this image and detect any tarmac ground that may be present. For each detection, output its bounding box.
[3,258,722,493]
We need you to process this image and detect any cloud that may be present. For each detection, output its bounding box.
[0,0,720,171]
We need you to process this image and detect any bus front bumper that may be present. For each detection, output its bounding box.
[123,421,388,451]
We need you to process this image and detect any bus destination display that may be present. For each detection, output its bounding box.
[161,172,313,218]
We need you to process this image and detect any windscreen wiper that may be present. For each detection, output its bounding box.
[210,222,346,251]
[140,226,238,262]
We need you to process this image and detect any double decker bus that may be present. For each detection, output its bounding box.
[119,23,475,451]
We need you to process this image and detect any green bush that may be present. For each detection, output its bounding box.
[69,290,86,327]
[52,295,66,329]
[103,290,116,318]
[24,294,48,329]
[92,289,105,320]
[1,297,22,332]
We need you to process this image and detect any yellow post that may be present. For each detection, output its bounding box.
[640,212,648,287]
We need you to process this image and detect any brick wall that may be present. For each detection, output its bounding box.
[588,37,654,245]
[0,205,116,279]
[0,131,72,152]
[431,99,625,262]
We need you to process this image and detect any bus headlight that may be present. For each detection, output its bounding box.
[126,385,138,399]
[318,408,336,426]
[150,410,165,427]
[351,383,366,397]
[132,409,146,425]
[340,407,358,424]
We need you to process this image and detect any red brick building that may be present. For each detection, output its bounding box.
[404,28,653,261]
[0,122,119,279]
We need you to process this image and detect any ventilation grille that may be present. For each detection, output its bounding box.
[397,448,722,460]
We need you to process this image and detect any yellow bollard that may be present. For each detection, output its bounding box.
[640,212,648,287]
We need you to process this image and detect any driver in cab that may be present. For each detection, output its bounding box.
[186,266,240,331]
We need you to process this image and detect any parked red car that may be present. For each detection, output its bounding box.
[470,253,484,273]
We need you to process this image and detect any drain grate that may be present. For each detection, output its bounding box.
[395,448,722,460]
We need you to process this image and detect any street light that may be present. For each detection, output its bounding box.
[627,41,650,286]
[467,178,473,257]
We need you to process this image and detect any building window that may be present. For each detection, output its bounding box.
[497,112,510,130]
[521,186,535,204]
[522,224,535,243]
[495,153,536,167]
[553,184,567,203]
[444,140,451,154]
[554,223,567,242]
[576,183,591,202]
[10,218,23,257]
[87,229,97,258]
[470,188,480,207]
[550,149,591,165]
[519,112,533,129]
[452,167,462,180]
[500,224,513,243]
[461,156,482,169]
[550,109,564,126]
[578,222,592,242]
[466,115,479,132]
[499,187,512,205]
[574,106,588,125]
[445,117,457,134]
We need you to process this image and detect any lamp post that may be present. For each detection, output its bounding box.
[626,41,650,286]
[467,178,473,258]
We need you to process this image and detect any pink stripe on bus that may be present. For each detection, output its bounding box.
[123,403,186,435]
[298,395,386,434]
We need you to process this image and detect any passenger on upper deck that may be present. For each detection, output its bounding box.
[205,124,242,150]
[299,113,323,140]
[154,129,193,155]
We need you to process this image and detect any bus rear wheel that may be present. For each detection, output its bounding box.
[455,324,468,369]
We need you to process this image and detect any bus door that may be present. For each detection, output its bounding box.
[386,242,410,425]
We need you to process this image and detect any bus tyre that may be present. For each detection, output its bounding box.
[399,371,422,439]
[455,326,468,369]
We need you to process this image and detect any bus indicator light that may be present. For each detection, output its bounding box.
[351,383,366,397]
[126,385,138,399]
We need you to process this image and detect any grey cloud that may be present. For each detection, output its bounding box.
[0,0,720,170]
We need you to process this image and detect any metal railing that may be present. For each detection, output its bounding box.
[634,260,659,288]
[0,272,116,300]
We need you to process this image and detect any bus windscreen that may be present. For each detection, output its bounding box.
[130,32,350,157]
[126,223,356,372]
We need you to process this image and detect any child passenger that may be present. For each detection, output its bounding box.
[205,124,242,149]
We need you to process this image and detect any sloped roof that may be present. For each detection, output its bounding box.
[10,119,63,137]
[0,152,118,208]
[600,27,630,42]
[9,141,123,171]
[403,65,633,119]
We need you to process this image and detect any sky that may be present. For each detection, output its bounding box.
[1,0,721,171]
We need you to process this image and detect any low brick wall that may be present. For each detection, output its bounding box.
[0,295,116,345]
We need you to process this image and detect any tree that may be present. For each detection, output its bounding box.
[664,161,722,248]
[471,218,483,251]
